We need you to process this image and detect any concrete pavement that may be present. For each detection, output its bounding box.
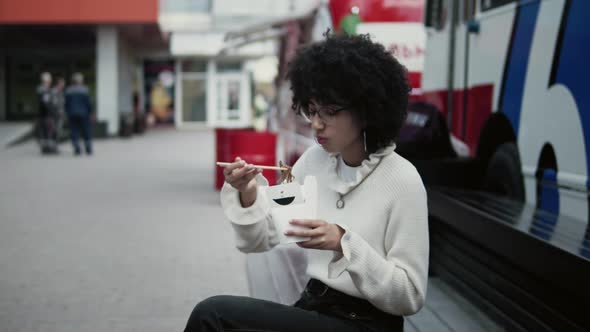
[0,122,33,148]
[0,128,248,332]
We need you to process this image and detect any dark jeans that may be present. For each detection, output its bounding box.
[184,279,403,332]
[39,116,57,140]
[69,115,92,154]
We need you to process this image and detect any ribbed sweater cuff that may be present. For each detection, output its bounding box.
[328,225,367,278]
[328,228,393,281]
[220,174,269,226]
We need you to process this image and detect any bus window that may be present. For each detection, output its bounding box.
[463,0,476,22]
[425,0,446,30]
[481,0,515,11]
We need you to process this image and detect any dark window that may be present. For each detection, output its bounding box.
[463,0,477,22]
[481,0,515,11]
[217,62,242,72]
[425,0,446,30]
[160,0,211,13]
[182,59,208,73]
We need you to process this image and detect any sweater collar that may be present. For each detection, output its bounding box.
[326,143,396,194]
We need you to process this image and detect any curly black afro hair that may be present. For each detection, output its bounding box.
[287,33,411,154]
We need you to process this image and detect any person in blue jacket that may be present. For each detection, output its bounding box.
[65,73,93,155]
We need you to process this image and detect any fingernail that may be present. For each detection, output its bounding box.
[289,220,295,224]
[284,231,290,235]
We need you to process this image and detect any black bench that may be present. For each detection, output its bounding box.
[427,187,590,331]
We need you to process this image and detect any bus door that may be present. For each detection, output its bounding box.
[448,0,496,155]
[424,0,478,153]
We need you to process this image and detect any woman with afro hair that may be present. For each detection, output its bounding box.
[184,33,429,332]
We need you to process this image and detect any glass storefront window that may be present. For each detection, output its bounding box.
[216,74,243,124]
[217,61,242,72]
[227,80,240,120]
[182,78,207,122]
[159,0,211,13]
[7,56,96,120]
[182,59,208,73]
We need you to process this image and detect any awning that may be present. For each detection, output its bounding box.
[169,1,320,58]
[170,31,277,57]
[220,4,320,55]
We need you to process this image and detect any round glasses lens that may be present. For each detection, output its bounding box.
[300,110,313,123]
[318,109,332,120]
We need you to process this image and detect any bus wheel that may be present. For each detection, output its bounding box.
[482,143,525,201]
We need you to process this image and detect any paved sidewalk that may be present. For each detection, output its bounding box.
[0,128,248,332]
[0,122,33,148]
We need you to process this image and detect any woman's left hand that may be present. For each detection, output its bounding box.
[285,219,345,252]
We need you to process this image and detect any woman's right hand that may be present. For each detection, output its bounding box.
[223,156,261,194]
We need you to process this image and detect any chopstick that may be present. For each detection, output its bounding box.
[216,162,289,171]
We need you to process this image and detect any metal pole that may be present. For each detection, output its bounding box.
[446,0,458,127]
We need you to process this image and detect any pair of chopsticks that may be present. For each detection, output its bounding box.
[216,162,289,171]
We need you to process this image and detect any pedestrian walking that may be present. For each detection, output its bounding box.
[65,73,93,155]
[37,72,59,154]
[52,76,66,142]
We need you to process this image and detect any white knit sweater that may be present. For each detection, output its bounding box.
[220,144,429,316]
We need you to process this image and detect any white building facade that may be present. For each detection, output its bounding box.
[159,0,319,129]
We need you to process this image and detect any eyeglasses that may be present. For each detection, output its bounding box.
[299,106,346,124]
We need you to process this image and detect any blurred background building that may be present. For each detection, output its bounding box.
[0,0,319,136]
[0,0,166,136]
[160,0,318,129]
